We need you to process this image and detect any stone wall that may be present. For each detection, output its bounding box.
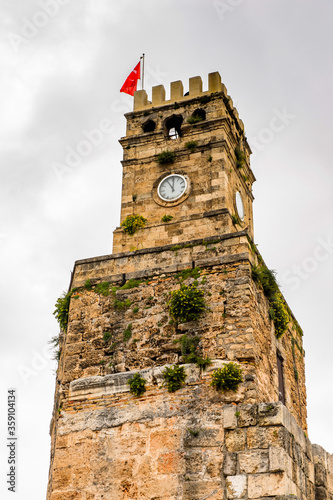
[47,235,310,499]
[48,393,333,499]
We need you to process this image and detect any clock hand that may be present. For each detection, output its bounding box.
[166,180,175,192]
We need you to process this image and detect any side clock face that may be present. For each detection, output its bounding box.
[235,191,245,221]
[158,174,187,202]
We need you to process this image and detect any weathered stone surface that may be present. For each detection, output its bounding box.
[238,450,269,474]
[226,474,247,498]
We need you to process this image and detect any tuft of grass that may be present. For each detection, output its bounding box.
[84,279,92,290]
[95,282,111,296]
[157,150,175,165]
[114,298,132,310]
[120,279,141,290]
[161,215,173,223]
[123,323,132,342]
[185,141,198,153]
[103,331,112,342]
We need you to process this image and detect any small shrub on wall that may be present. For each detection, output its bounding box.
[168,284,206,323]
[121,215,147,235]
[252,264,289,338]
[210,362,243,392]
[128,373,146,397]
[162,365,186,392]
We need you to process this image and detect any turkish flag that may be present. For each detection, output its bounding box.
[120,62,141,96]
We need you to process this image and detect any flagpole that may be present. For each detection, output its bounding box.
[141,53,145,90]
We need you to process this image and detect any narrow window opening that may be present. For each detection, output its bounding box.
[277,353,285,405]
[164,114,183,140]
[189,108,206,123]
[142,119,156,133]
[168,127,179,140]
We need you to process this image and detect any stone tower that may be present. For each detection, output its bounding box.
[47,72,333,500]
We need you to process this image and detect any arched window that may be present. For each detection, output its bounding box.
[164,114,183,140]
[188,108,206,124]
[142,119,156,133]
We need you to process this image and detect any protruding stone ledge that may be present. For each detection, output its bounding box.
[68,359,236,401]
[69,363,201,400]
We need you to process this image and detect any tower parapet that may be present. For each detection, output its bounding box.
[133,71,245,134]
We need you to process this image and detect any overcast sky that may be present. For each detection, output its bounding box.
[0,1,332,498]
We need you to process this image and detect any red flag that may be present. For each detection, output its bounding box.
[120,62,141,96]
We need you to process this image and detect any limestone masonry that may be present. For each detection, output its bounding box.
[47,72,333,499]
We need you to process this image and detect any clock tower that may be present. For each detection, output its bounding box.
[47,72,333,500]
[112,72,254,253]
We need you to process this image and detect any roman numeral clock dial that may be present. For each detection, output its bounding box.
[158,174,187,202]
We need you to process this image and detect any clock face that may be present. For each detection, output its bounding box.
[235,191,244,221]
[158,174,187,202]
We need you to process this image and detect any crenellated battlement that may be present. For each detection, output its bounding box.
[133,71,244,132]
[134,72,224,111]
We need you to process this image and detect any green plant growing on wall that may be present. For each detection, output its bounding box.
[103,331,112,342]
[53,289,77,332]
[175,267,201,283]
[120,279,141,290]
[84,279,92,290]
[114,298,132,310]
[95,282,111,296]
[162,365,186,392]
[252,264,289,338]
[231,214,241,226]
[269,293,290,339]
[161,215,173,223]
[123,324,132,342]
[168,284,206,324]
[187,115,203,124]
[121,214,147,235]
[185,141,198,153]
[128,373,146,397]
[157,150,175,165]
[210,362,243,392]
[235,145,246,168]
[177,334,211,369]
[49,334,62,362]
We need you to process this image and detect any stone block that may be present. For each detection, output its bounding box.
[156,451,184,474]
[315,486,328,500]
[152,85,166,105]
[183,480,223,498]
[258,402,285,426]
[51,467,72,490]
[223,404,238,429]
[225,428,246,452]
[248,472,296,498]
[237,404,258,427]
[223,452,237,476]
[170,80,183,101]
[226,474,247,498]
[184,428,222,448]
[133,89,148,111]
[208,72,222,93]
[238,450,269,474]
[315,463,328,488]
[270,447,293,477]
[189,76,203,96]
